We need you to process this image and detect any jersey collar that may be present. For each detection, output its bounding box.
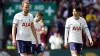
[73,16,80,20]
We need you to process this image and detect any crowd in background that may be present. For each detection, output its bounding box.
[0,0,100,50]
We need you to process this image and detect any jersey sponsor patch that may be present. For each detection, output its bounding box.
[72,27,81,31]
[22,23,31,27]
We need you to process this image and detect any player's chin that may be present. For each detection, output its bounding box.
[25,11,29,14]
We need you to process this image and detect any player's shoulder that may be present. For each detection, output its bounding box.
[79,17,86,22]
[66,16,73,21]
[79,17,84,19]
[14,12,22,17]
[28,13,33,17]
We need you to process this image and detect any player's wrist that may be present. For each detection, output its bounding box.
[64,42,68,46]
[12,38,16,41]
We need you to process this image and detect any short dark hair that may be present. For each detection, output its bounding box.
[36,11,44,16]
[73,6,81,12]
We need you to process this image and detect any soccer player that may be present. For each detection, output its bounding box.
[31,12,44,56]
[12,1,38,56]
[64,6,93,56]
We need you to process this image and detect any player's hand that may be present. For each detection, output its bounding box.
[35,39,39,48]
[90,40,93,46]
[12,40,17,47]
[64,43,68,48]
[86,41,90,47]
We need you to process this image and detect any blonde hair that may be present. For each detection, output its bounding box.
[22,0,29,7]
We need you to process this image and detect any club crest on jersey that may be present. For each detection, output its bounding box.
[73,27,81,31]
[22,23,31,27]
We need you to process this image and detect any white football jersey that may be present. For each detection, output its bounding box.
[31,19,41,44]
[65,16,91,43]
[13,12,33,41]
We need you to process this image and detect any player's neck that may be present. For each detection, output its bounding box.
[73,16,79,20]
[22,11,28,16]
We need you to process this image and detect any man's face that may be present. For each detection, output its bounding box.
[22,3,29,14]
[40,20,44,26]
[36,14,42,21]
[72,9,80,17]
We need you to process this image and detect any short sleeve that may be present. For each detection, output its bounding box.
[13,14,19,24]
[30,14,34,22]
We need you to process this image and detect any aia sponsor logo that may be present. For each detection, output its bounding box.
[72,27,81,31]
[22,23,31,27]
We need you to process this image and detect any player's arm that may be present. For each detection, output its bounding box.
[12,15,18,47]
[31,22,38,46]
[64,19,70,47]
[44,26,48,34]
[39,19,48,34]
[83,19,93,46]
[12,24,17,47]
[39,27,45,34]
[40,26,48,34]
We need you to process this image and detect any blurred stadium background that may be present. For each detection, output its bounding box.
[0,0,100,56]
